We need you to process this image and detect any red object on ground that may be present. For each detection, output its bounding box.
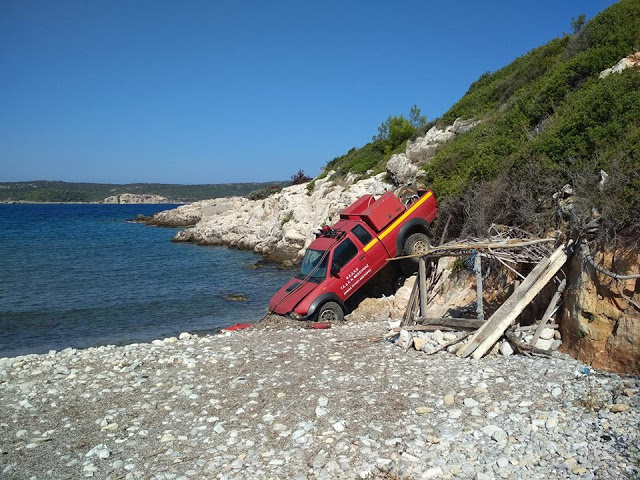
[310,323,331,329]
[223,323,252,331]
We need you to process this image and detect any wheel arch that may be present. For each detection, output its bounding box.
[396,218,431,256]
[307,293,346,319]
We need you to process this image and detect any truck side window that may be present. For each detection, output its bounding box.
[332,238,357,272]
[351,225,372,246]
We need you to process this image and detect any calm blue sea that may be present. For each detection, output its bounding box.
[0,204,293,357]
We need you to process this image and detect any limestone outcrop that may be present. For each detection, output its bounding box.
[599,51,640,79]
[163,173,391,265]
[404,118,479,166]
[103,193,170,204]
[386,117,479,186]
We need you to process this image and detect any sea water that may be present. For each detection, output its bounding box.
[0,204,293,357]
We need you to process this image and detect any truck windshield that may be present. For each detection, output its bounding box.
[297,249,328,282]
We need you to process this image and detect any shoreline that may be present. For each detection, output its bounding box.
[1,320,638,479]
[0,201,185,205]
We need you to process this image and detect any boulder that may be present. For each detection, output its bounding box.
[386,154,420,186]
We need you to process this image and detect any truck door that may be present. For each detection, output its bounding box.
[350,224,388,273]
[325,236,375,302]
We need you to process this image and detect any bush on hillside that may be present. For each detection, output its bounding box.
[425,0,640,244]
[290,169,312,185]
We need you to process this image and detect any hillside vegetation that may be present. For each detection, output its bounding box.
[0,180,288,203]
[326,0,640,243]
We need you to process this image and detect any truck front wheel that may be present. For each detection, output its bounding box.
[315,302,344,323]
[403,233,431,262]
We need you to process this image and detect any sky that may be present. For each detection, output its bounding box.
[0,0,620,184]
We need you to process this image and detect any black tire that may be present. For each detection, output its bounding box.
[315,301,344,322]
[403,232,431,263]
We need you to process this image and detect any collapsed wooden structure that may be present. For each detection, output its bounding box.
[391,225,574,358]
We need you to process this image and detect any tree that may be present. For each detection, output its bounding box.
[409,104,427,128]
[571,14,586,35]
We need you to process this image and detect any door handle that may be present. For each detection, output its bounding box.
[359,255,365,261]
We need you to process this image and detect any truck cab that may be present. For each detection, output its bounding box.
[268,189,437,322]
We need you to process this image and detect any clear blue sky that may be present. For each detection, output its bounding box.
[0,0,619,184]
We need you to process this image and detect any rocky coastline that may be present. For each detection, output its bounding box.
[1,321,638,480]
[144,118,477,266]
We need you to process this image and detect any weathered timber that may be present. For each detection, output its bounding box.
[426,331,473,355]
[457,242,572,359]
[401,280,419,327]
[419,258,428,318]
[413,317,485,329]
[531,278,566,347]
[474,254,484,321]
[390,238,556,261]
[504,330,552,357]
[390,325,457,333]
[515,323,558,332]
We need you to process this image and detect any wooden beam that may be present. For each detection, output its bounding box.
[419,258,428,318]
[426,331,473,355]
[413,317,485,329]
[457,242,572,359]
[401,279,419,327]
[389,238,556,261]
[389,325,457,334]
[474,254,484,321]
[531,278,566,347]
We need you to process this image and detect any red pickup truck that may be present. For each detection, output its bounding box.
[268,189,437,322]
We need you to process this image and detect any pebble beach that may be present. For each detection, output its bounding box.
[1,321,638,480]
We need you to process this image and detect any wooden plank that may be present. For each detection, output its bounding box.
[515,323,558,332]
[413,317,485,329]
[469,244,571,359]
[474,254,484,321]
[504,330,552,357]
[390,325,457,333]
[402,279,419,326]
[531,278,566,347]
[426,331,473,355]
[419,258,428,318]
[390,238,556,261]
[457,242,572,359]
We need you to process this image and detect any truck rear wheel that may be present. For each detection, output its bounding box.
[316,301,344,323]
[403,233,431,262]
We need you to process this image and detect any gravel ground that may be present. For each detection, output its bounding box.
[1,321,639,480]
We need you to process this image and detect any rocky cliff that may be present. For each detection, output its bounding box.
[560,247,640,374]
[103,193,171,204]
[149,117,476,265]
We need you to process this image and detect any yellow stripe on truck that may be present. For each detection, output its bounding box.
[362,191,433,252]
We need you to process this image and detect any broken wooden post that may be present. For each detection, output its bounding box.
[457,241,573,359]
[413,317,485,329]
[474,253,484,321]
[401,280,419,326]
[531,278,566,347]
[419,257,427,318]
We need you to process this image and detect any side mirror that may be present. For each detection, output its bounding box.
[330,265,340,277]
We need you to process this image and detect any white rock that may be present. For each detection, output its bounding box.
[464,398,479,408]
[332,420,346,432]
[386,153,420,186]
[499,341,513,357]
[85,444,111,459]
[397,330,412,350]
[422,466,443,478]
[534,338,554,350]
[539,328,555,340]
